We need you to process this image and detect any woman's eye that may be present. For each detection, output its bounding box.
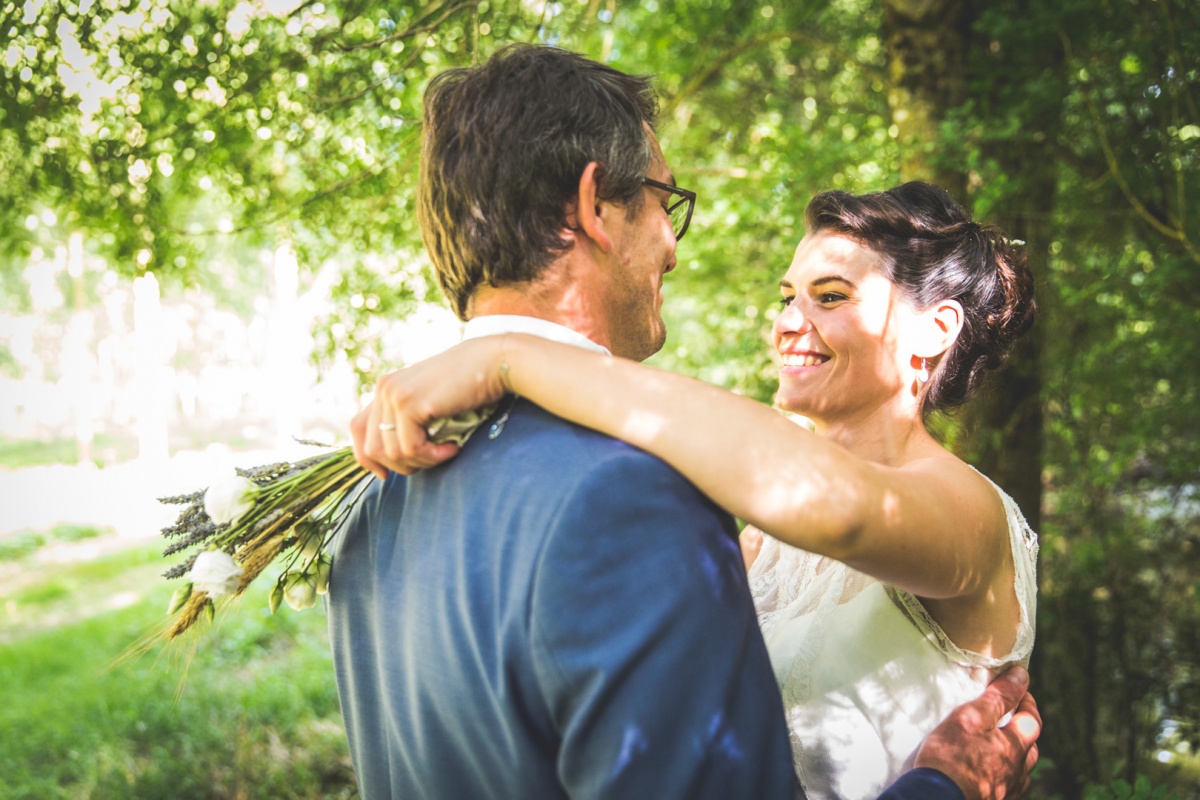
[818,292,847,303]
[779,296,795,307]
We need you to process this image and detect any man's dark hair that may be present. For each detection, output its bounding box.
[418,44,659,319]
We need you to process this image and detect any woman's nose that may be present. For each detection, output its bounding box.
[774,301,811,336]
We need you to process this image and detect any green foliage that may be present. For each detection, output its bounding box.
[2,0,550,386]
[4,1,1199,797]
[1084,775,1182,800]
[964,1,1200,794]
[310,249,429,392]
[0,341,19,377]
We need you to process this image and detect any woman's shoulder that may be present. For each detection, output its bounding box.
[895,452,1012,537]
[906,455,1038,556]
[899,453,1039,662]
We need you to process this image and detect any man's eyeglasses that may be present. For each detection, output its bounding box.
[643,177,696,243]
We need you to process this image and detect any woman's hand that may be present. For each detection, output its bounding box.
[351,336,511,479]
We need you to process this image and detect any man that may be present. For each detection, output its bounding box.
[329,44,1039,799]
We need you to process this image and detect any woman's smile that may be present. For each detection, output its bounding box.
[778,351,830,369]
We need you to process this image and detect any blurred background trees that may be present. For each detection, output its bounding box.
[2,0,1197,796]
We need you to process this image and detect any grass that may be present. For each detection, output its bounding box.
[0,434,139,470]
[2,541,165,640]
[0,523,109,563]
[0,540,357,799]
[0,530,48,561]
[0,424,264,472]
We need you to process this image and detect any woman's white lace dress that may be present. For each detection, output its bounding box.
[747,476,1039,800]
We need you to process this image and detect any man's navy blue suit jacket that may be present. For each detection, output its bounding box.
[327,400,964,800]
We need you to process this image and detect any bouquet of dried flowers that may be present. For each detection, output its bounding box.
[154,446,370,641]
[147,407,495,647]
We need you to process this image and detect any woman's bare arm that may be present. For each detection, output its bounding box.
[357,333,1009,602]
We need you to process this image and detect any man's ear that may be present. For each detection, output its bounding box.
[572,161,614,252]
[914,299,965,358]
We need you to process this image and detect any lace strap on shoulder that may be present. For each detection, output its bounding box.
[967,466,1039,650]
[997,483,1039,658]
[887,472,1040,672]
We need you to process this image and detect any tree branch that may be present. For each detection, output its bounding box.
[336,1,481,53]
[1159,0,1200,124]
[529,0,554,43]
[1060,30,1199,264]
[155,129,420,238]
[1156,0,1194,240]
[314,44,426,105]
[662,31,799,117]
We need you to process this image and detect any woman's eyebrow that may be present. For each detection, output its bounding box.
[780,275,858,292]
[811,275,857,289]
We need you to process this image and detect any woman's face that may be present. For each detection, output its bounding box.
[772,231,922,424]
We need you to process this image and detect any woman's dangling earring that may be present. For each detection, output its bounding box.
[916,358,930,385]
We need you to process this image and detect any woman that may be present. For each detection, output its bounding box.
[356,182,1039,800]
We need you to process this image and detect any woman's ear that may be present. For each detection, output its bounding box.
[570,161,613,253]
[914,299,964,358]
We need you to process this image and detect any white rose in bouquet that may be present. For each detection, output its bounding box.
[204,476,259,526]
[283,571,318,611]
[189,551,244,597]
[153,445,370,642]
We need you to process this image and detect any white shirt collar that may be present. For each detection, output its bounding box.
[462,315,611,355]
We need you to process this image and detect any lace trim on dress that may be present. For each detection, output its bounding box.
[748,471,1040,800]
[749,474,1040,682]
[885,473,1040,673]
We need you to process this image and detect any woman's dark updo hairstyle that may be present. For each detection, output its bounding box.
[804,181,1035,414]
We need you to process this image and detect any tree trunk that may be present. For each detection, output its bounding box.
[882,0,1045,519]
[959,1,1075,793]
[954,230,1045,534]
[132,272,171,465]
[885,8,1066,789]
[883,0,969,199]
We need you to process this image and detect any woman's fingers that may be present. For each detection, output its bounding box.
[350,406,389,480]
[353,393,462,477]
[352,338,511,476]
